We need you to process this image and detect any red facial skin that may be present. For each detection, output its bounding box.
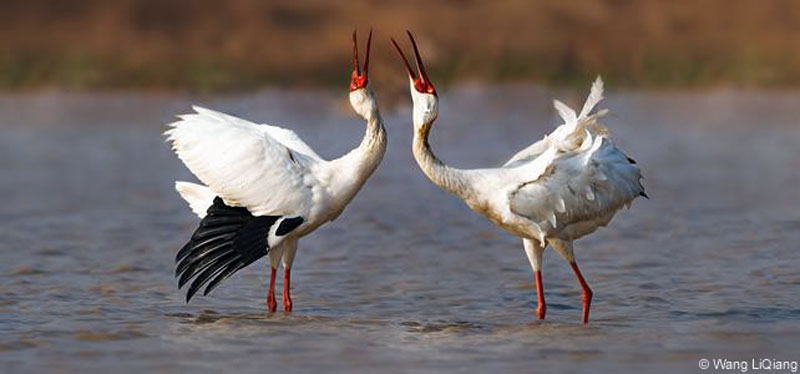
[350,28,372,92]
[390,31,437,97]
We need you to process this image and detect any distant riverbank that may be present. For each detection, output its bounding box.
[3,0,800,92]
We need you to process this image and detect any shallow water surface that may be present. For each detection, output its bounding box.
[1,87,799,373]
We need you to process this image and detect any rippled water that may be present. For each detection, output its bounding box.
[1,87,799,373]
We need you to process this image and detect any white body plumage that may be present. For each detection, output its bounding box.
[411,78,644,252]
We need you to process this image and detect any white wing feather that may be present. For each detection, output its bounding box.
[260,125,322,161]
[505,76,607,167]
[554,99,577,125]
[509,137,643,240]
[175,181,216,218]
[504,135,552,167]
[578,77,604,120]
[165,106,316,217]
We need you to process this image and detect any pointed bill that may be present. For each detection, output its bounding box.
[350,28,372,91]
[390,31,437,96]
[391,37,417,81]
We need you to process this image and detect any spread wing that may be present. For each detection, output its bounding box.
[261,124,322,161]
[165,106,316,217]
[509,136,644,239]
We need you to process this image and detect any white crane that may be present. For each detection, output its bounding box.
[166,30,386,312]
[391,32,645,323]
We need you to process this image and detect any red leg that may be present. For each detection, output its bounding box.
[535,270,546,320]
[570,262,593,324]
[267,268,277,312]
[283,268,293,312]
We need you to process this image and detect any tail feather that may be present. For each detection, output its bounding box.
[175,181,216,218]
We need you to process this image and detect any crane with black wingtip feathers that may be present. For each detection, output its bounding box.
[166,29,386,312]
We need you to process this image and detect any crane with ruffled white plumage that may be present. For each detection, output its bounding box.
[392,32,646,323]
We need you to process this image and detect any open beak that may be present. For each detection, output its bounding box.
[350,28,372,91]
[390,31,436,96]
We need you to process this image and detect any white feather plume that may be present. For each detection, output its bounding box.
[553,99,577,126]
[578,76,604,120]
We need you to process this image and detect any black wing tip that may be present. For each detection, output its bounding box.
[184,257,238,302]
[173,196,289,303]
[203,262,246,297]
[640,191,649,199]
[627,157,637,164]
[176,243,192,263]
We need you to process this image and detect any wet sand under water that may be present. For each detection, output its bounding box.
[1,86,799,373]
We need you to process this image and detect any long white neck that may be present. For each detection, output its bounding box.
[329,109,387,207]
[412,119,474,201]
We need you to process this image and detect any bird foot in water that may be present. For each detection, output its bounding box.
[536,305,547,320]
[283,296,292,312]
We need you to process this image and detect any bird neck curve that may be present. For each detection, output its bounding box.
[328,110,387,208]
[412,117,474,200]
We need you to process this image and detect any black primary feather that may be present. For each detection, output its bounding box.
[174,197,304,302]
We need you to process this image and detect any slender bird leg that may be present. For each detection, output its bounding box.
[534,270,546,320]
[523,239,546,320]
[280,239,298,313]
[570,262,593,324]
[283,268,292,312]
[266,242,287,313]
[550,239,593,323]
[267,267,278,313]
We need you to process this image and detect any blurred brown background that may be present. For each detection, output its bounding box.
[2,0,800,91]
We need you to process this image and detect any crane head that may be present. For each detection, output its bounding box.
[390,31,437,97]
[349,28,372,92]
